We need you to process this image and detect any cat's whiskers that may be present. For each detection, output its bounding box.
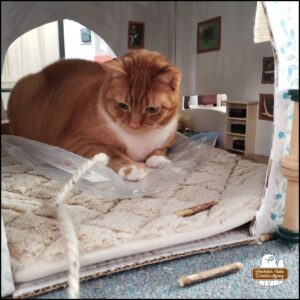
[90,123,116,131]
[154,126,177,135]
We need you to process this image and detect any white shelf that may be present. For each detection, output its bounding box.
[227,100,259,105]
[226,132,246,137]
[227,117,246,121]
[225,101,258,155]
[227,147,245,154]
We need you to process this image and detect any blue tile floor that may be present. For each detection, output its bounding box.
[29,238,298,299]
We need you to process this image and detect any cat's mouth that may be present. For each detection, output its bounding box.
[120,123,155,132]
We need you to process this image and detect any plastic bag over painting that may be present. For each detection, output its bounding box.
[2,132,218,200]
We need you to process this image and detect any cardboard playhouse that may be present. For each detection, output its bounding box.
[1,2,298,298]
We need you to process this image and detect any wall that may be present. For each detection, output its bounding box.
[63,19,116,60]
[63,19,96,61]
[176,1,274,156]
[182,108,226,149]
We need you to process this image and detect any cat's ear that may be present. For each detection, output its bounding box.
[102,59,126,81]
[155,67,181,91]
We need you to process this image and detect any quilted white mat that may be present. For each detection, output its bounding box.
[1,146,267,285]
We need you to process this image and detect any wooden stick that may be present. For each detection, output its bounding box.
[175,201,218,217]
[178,262,243,287]
[259,234,276,242]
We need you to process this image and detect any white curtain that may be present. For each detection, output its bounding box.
[253,1,271,43]
[251,1,298,235]
[1,21,60,87]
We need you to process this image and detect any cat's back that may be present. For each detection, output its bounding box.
[42,59,105,84]
[9,59,105,106]
[8,59,105,138]
[10,58,105,101]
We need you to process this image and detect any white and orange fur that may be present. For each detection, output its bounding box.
[8,49,181,181]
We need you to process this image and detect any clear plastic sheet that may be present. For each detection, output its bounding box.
[2,132,218,200]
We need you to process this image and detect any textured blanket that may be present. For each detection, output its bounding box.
[1,146,267,284]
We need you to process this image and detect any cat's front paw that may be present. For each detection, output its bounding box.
[146,155,171,169]
[118,163,149,181]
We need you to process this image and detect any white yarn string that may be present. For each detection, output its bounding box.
[54,153,109,299]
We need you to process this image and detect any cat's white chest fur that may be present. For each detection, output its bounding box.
[100,109,177,161]
[120,118,177,161]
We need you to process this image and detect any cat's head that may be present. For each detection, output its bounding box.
[99,49,181,132]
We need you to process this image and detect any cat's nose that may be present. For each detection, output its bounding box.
[129,116,142,129]
[130,122,141,129]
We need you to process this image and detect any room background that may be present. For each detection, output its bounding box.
[1,1,274,156]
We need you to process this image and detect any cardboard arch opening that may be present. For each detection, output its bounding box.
[1,18,117,119]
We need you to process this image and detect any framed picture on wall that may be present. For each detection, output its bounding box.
[80,28,92,44]
[259,93,274,121]
[262,57,274,84]
[197,16,221,53]
[128,21,144,49]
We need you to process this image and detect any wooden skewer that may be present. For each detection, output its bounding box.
[259,234,276,242]
[178,262,244,287]
[175,201,218,217]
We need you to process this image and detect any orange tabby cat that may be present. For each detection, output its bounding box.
[8,49,181,181]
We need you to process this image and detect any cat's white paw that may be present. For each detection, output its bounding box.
[118,164,149,181]
[146,155,171,169]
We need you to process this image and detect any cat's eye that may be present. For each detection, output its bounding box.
[117,102,129,111]
[145,106,160,114]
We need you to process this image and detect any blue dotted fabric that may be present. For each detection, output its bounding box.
[28,239,298,299]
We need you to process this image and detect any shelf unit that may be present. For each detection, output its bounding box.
[225,100,258,155]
